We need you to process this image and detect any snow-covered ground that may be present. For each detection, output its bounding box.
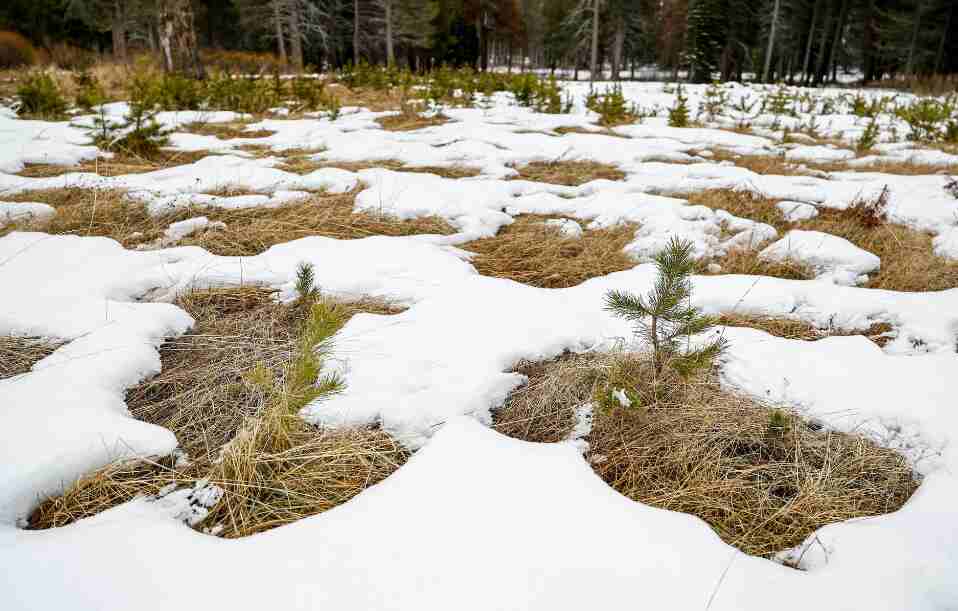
[2,80,958,610]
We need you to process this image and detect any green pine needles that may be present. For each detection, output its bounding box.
[605,238,727,380]
[668,85,691,128]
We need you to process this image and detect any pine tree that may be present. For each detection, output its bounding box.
[605,237,726,378]
[684,0,727,83]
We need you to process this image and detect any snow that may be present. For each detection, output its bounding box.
[161,216,225,244]
[776,200,819,222]
[0,202,55,227]
[760,230,881,285]
[544,218,584,238]
[2,80,958,610]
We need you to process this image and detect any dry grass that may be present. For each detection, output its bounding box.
[686,189,958,291]
[325,82,406,112]
[463,215,638,288]
[705,148,958,177]
[180,122,275,140]
[375,110,449,132]
[4,187,456,254]
[703,248,815,280]
[494,352,918,558]
[0,336,62,379]
[510,160,626,186]
[290,158,480,179]
[554,125,630,138]
[715,314,894,346]
[16,150,213,178]
[704,150,816,177]
[176,189,455,256]
[28,287,408,536]
[3,188,167,246]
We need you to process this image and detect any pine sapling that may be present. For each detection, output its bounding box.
[857,118,880,153]
[295,261,319,303]
[605,238,727,381]
[668,85,690,128]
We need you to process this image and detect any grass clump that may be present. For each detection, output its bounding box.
[463,215,638,288]
[493,351,918,558]
[0,337,62,379]
[510,160,625,186]
[7,187,455,254]
[376,109,449,132]
[686,189,958,291]
[28,285,407,536]
[16,72,68,119]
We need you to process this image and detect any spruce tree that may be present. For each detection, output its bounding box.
[684,0,727,83]
[605,237,726,378]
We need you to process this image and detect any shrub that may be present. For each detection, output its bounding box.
[857,117,881,152]
[0,31,36,69]
[763,84,795,118]
[667,84,690,128]
[74,70,106,111]
[88,97,169,159]
[16,72,68,118]
[697,81,728,122]
[586,84,635,126]
[895,98,954,142]
[605,237,726,383]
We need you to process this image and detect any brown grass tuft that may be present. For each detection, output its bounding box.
[686,189,958,291]
[289,158,479,178]
[0,336,62,379]
[6,187,456,254]
[554,125,630,138]
[376,110,449,132]
[28,288,407,535]
[463,215,638,288]
[716,314,895,346]
[494,352,918,558]
[16,150,214,178]
[511,160,626,186]
[180,122,276,140]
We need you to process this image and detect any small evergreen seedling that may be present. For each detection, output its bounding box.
[295,261,319,302]
[857,118,880,153]
[766,409,790,441]
[668,85,690,128]
[605,238,726,378]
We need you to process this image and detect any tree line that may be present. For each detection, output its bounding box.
[1,0,956,83]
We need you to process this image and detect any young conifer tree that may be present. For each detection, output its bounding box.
[605,237,726,378]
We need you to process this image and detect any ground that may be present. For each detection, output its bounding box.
[1,74,958,611]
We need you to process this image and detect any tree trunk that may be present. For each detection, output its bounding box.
[589,0,600,82]
[762,0,780,82]
[157,0,205,79]
[111,0,127,61]
[353,0,360,65]
[273,1,287,65]
[935,1,953,74]
[611,19,625,81]
[905,0,923,75]
[813,2,834,85]
[287,0,303,70]
[862,0,878,81]
[801,0,822,84]
[384,0,395,66]
[825,0,849,83]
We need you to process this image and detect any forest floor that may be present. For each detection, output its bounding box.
[2,74,958,611]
